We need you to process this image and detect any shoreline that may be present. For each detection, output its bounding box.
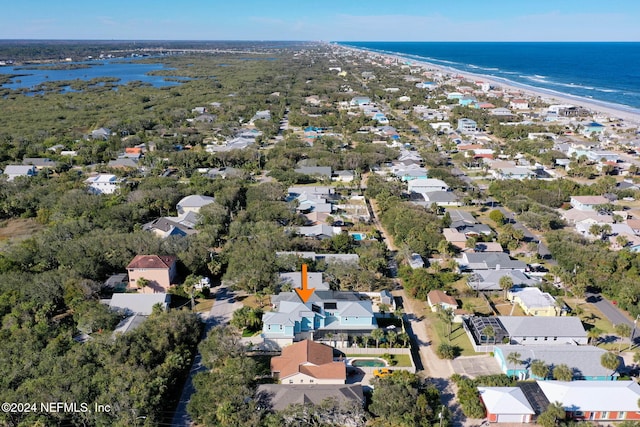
[338,44,640,126]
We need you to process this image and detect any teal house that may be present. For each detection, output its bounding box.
[581,121,605,137]
[494,345,621,381]
[262,290,377,346]
[459,97,477,107]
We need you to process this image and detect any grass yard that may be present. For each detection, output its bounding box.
[426,311,478,357]
[194,298,215,313]
[565,298,615,334]
[241,328,262,338]
[490,296,526,316]
[236,293,270,309]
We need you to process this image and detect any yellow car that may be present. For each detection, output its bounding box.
[373,368,392,378]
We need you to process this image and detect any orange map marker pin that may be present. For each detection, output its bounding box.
[295,263,315,303]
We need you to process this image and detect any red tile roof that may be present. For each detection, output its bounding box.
[271,340,346,381]
[127,255,176,269]
[427,290,458,308]
[458,144,483,150]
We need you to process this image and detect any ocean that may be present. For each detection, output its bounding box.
[338,42,640,112]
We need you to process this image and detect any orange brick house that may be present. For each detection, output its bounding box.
[271,340,346,385]
[127,255,177,294]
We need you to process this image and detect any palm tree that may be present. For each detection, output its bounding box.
[437,307,454,341]
[325,332,334,347]
[616,234,629,249]
[526,241,538,263]
[462,301,476,315]
[398,332,410,347]
[499,275,514,301]
[371,328,385,349]
[387,330,398,348]
[552,364,573,381]
[601,351,621,376]
[378,303,390,316]
[537,401,566,427]
[136,277,150,291]
[506,351,522,373]
[465,236,477,250]
[615,323,632,351]
[588,327,603,346]
[363,335,372,349]
[482,325,496,345]
[530,359,550,379]
[246,308,263,330]
[600,224,612,240]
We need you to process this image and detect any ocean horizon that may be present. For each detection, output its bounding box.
[337,41,640,112]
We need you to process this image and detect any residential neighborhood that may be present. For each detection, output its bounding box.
[2,40,640,427]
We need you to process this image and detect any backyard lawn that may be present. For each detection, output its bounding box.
[426,310,479,357]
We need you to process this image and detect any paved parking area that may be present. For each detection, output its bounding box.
[451,355,502,378]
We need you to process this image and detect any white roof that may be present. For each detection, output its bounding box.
[279,272,329,290]
[509,287,557,309]
[4,165,35,175]
[570,195,609,205]
[443,228,467,243]
[537,381,640,412]
[177,194,215,208]
[86,174,117,184]
[496,345,616,378]
[478,387,534,415]
[407,178,449,191]
[110,293,170,315]
[497,316,586,338]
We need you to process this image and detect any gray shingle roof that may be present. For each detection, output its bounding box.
[256,384,363,411]
[496,345,618,379]
[109,293,170,315]
[497,316,586,338]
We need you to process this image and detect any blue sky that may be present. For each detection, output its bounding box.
[2,0,639,41]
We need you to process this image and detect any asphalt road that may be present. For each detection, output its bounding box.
[585,292,634,330]
[171,286,243,427]
[496,207,537,242]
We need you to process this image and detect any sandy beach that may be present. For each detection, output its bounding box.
[343,45,640,126]
[444,66,640,125]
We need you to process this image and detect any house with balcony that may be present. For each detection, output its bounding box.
[262,291,377,347]
[85,174,120,195]
[457,118,477,133]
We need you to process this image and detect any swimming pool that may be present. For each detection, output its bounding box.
[350,358,386,367]
[350,232,367,241]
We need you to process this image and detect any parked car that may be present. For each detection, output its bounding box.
[373,368,393,378]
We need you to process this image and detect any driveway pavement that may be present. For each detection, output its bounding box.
[450,355,502,379]
[171,286,243,427]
